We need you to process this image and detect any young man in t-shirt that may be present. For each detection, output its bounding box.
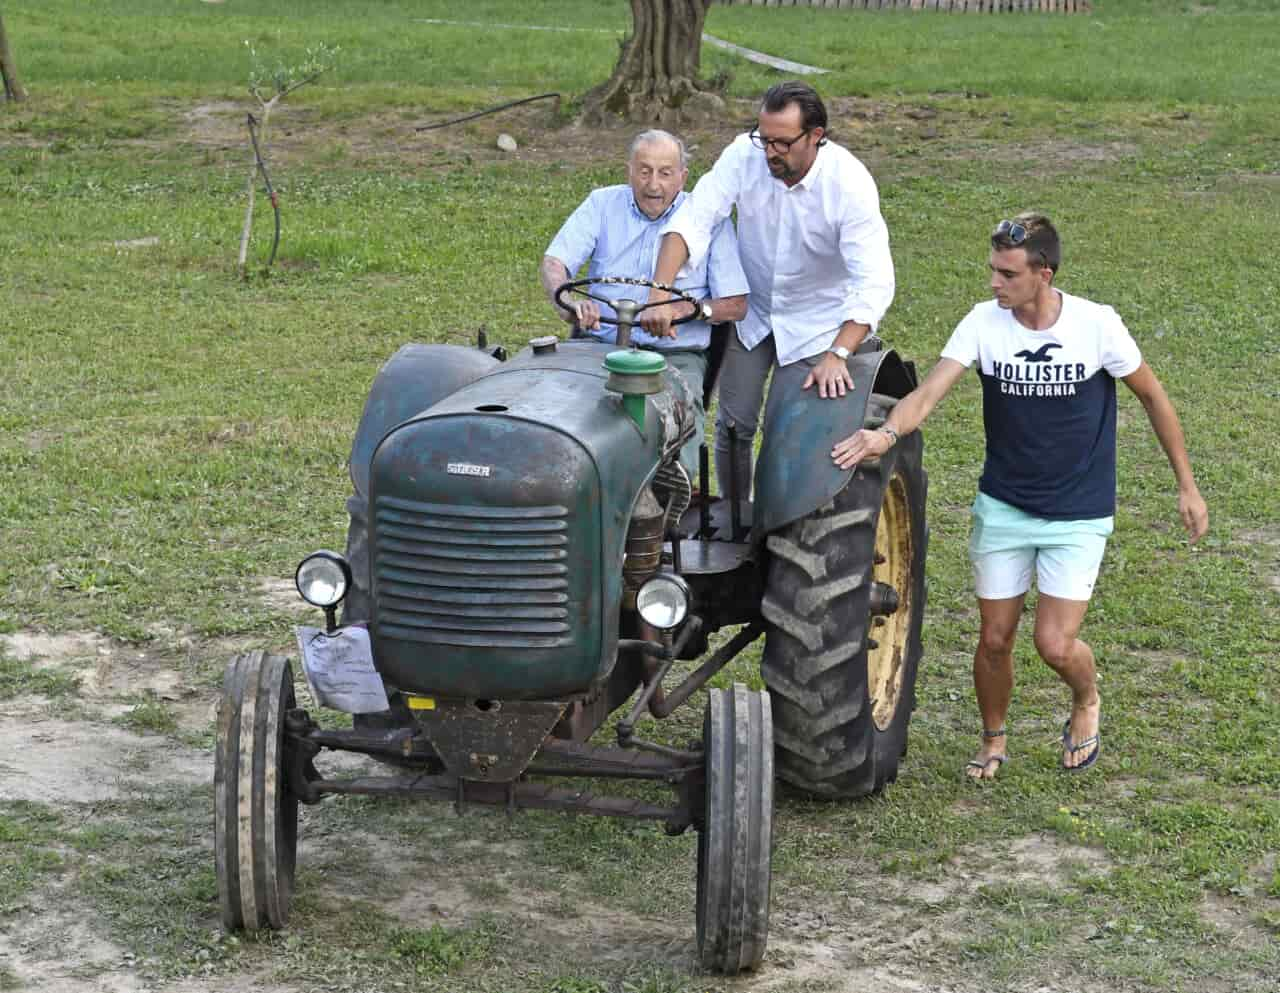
[830,212,1209,779]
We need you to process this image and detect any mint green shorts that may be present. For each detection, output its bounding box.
[968,492,1113,602]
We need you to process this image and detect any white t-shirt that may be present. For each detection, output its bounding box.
[941,290,1142,520]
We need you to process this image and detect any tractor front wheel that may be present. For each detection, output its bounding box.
[215,650,299,931]
[760,398,928,798]
[696,684,773,974]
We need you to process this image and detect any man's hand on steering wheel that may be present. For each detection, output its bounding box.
[553,277,699,340]
[559,298,602,331]
[638,288,693,339]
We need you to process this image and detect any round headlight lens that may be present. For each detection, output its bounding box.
[295,551,351,608]
[636,574,690,631]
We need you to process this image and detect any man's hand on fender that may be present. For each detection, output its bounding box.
[802,352,856,398]
[831,428,891,470]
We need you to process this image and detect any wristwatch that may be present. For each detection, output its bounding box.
[696,299,713,322]
[829,345,851,361]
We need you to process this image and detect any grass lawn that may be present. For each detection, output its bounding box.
[0,1,1277,991]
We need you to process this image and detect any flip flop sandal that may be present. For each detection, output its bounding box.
[1061,718,1101,772]
[965,727,1007,778]
[965,754,1008,777]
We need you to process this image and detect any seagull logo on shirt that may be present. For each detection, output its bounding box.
[995,341,1086,397]
[1014,343,1063,363]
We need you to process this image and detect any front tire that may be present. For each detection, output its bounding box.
[696,684,773,974]
[215,650,299,930]
[760,401,927,798]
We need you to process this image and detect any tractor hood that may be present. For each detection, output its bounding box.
[366,341,673,700]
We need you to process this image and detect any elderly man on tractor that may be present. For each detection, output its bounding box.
[540,127,749,477]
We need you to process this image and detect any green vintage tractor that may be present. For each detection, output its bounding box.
[214,277,927,973]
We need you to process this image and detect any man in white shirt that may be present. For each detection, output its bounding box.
[641,81,895,500]
[831,212,1209,779]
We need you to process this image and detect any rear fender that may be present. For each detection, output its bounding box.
[753,348,917,536]
[349,344,499,498]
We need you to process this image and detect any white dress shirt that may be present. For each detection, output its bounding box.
[664,133,895,366]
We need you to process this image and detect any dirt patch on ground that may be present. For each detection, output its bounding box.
[253,576,314,618]
[314,831,968,988]
[299,826,693,969]
[951,833,1110,895]
[165,94,1141,183]
[749,834,1112,992]
[184,100,241,141]
[0,711,210,803]
[1239,172,1280,187]
[0,894,150,993]
[0,628,260,733]
[171,96,743,175]
[1,900,271,993]
[1200,890,1276,953]
[2,631,112,666]
[953,136,1140,165]
[1237,526,1280,595]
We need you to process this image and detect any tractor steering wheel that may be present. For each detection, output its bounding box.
[554,276,701,327]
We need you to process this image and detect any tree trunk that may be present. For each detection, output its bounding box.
[583,0,721,125]
[0,9,27,103]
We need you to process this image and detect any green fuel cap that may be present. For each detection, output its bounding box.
[604,349,667,428]
[604,349,666,379]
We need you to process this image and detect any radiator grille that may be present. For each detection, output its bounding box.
[373,495,575,649]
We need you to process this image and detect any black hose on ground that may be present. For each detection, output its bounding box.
[415,92,560,132]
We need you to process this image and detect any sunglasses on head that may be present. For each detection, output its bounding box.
[992,218,1050,267]
[993,219,1029,245]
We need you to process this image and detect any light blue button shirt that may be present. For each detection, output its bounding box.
[546,186,749,351]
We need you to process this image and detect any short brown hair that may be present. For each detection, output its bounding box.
[761,81,829,145]
[992,211,1060,274]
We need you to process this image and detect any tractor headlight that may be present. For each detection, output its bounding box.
[636,574,691,631]
[295,551,352,608]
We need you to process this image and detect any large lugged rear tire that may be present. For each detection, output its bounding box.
[696,685,773,974]
[215,650,299,931]
[760,400,927,798]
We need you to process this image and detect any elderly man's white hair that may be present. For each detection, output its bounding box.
[629,129,689,169]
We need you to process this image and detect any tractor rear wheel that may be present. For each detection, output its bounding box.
[760,397,927,798]
[215,650,299,931]
[696,684,773,974]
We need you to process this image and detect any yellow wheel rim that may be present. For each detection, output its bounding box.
[869,471,914,732]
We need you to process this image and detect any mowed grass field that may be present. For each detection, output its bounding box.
[0,2,1277,992]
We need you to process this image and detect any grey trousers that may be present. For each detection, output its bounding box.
[714,332,777,501]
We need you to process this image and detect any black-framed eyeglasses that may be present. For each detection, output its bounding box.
[749,127,811,153]
[992,219,1029,245]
